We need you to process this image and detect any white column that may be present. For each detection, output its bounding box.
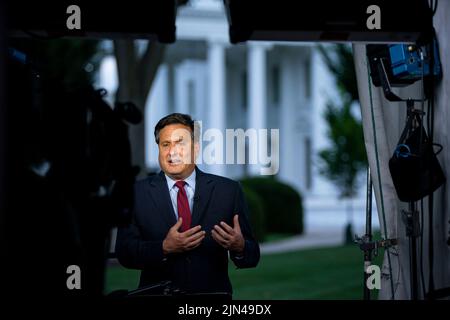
[166,61,175,114]
[146,65,169,171]
[175,62,189,115]
[247,43,268,176]
[278,50,304,194]
[206,40,226,176]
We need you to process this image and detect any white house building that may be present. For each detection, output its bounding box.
[98,0,378,236]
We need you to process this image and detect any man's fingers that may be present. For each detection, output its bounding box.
[182,225,202,237]
[213,225,231,239]
[186,241,202,250]
[171,218,183,231]
[212,229,228,247]
[233,214,241,232]
[186,235,205,249]
[211,231,219,245]
[186,230,206,243]
[219,221,234,234]
[211,229,224,241]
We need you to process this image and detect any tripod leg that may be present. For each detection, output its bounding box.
[407,201,419,300]
[364,167,373,300]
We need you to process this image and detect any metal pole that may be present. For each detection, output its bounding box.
[409,201,418,300]
[364,166,373,300]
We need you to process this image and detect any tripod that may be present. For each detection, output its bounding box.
[355,167,397,300]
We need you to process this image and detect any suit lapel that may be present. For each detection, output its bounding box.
[191,167,215,227]
[148,171,177,228]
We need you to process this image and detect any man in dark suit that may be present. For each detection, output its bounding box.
[116,113,260,296]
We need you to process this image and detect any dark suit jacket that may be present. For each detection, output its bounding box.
[116,167,260,295]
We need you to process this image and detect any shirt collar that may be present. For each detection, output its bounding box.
[165,168,196,191]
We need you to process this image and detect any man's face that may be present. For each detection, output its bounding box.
[158,124,199,180]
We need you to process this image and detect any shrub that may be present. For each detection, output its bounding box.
[240,177,303,234]
[241,185,266,242]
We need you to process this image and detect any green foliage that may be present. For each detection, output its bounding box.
[317,44,359,102]
[318,100,367,198]
[240,177,303,234]
[241,185,266,242]
[317,44,367,199]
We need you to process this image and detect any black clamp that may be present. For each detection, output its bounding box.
[402,208,421,238]
[354,235,398,257]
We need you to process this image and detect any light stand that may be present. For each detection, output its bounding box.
[366,35,447,301]
[371,56,426,300]
[355,167,397,300]
[399,100,424,300]
[363,167,373,300]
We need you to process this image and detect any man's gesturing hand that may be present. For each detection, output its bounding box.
[162,218,205,254]
[212,214,245,254]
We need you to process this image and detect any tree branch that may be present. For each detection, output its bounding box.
[137,40,166,107]
[113,39,138,102]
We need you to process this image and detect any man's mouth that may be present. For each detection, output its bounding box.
[168,158,183,165]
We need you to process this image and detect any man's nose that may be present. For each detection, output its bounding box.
[169,144,179,156]
[168,145,175,156]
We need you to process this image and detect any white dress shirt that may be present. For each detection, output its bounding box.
[165,169,196,218]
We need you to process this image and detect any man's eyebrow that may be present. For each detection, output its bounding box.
[172,135,184,142]
[160,136,184,144]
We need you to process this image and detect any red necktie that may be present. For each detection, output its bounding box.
[175,181,191,232]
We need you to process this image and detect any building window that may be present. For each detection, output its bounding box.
[305,136,312,190]
[272,65,280,105]
[241,71,247,109]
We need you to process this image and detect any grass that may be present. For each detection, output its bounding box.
[105,263,140,294]
[105,243,384,299]
[228,244,382,299]
[261,233,296,243]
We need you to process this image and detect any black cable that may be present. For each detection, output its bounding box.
[408,226,414,298]
[420,198,426,298]
[418,46,426,300]
[427,31,436,298]
[428,171,435,298]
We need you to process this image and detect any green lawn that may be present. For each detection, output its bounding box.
[105,244,383,300]
[261,233,296,243]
